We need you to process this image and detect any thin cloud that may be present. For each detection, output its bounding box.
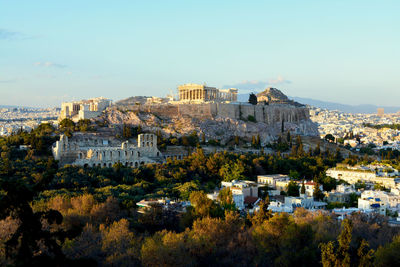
[0,79,17,83]
[267,75,291,85]
[0,29,34,40]
[223,76,291,92]
[34,62,67,68]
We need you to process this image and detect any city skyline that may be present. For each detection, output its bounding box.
[1,0,399,107]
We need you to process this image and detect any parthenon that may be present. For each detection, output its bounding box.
[178,83,238,102]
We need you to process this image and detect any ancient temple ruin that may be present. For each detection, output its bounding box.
[52,133,163,168]
[178,83,237,102]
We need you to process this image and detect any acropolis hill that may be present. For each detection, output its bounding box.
[95,85,319,145]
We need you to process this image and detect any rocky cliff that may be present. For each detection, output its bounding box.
[98,96,318,145]
[257,87,303,107]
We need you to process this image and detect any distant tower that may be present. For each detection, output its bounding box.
[377,108,384,117]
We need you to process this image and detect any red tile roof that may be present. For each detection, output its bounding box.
[244,196,259,205]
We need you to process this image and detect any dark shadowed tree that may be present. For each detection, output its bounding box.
[248,93,258,105]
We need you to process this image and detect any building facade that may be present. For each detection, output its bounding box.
[326,167,400,189]
[60,97,112,122]
[178,83,238,102]
[221,180,259,210]
[52,133,162,168]
[357,190,400,215]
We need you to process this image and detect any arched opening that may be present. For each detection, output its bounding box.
[130,162,133,166]
[150,142,153,146]
[125,151,127,157]
[137,151,140,157]
[135,162,138,167]
[146,142,149,146]
[109,163,112,167]
[140,161,145,165]
[157,152,159,157]
[103,163,107,167]
[84,164,88,168]
[125,162,128,166]
[92,163,96,167]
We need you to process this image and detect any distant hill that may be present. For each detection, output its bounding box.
[290,97,400,114]
[237,93,400,114]
[0,105,19,109]
[0,104,42,109]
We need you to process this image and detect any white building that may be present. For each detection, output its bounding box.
[299,181,323,197]
[268,196,327,213]
[358,190,400,215]
[257,174,290,188]
[326,165,400,189]
[221,180,258,210]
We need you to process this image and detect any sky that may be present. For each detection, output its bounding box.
[0,0,399,107]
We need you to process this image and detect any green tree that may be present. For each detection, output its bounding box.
[374,235,400,267]
[313,182,324,201]
[217,187,236,211]
[287,181,300,197]
[300,181,306,195]
[248,93,258,105]
[250,197,272,226]
[122,124,132,139]
[234,136,239,145]
[357,239,374,267]
[325,134,335,142]
[189,191,214,218]
[320,219,353,267]
[0,179,66,266]
[59,118,75,133]
[219,161,245,182]
[314,143,321,156]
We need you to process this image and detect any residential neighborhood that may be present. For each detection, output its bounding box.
[310,106,400,151]
[0,107,59,136]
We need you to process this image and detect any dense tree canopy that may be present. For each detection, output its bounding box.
[1,124,400,266]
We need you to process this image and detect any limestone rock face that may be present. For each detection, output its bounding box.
[257,87,289,102]
[99,100,319,145]
[257,87,302,106]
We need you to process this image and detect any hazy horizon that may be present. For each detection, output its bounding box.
[1,0,399,107]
